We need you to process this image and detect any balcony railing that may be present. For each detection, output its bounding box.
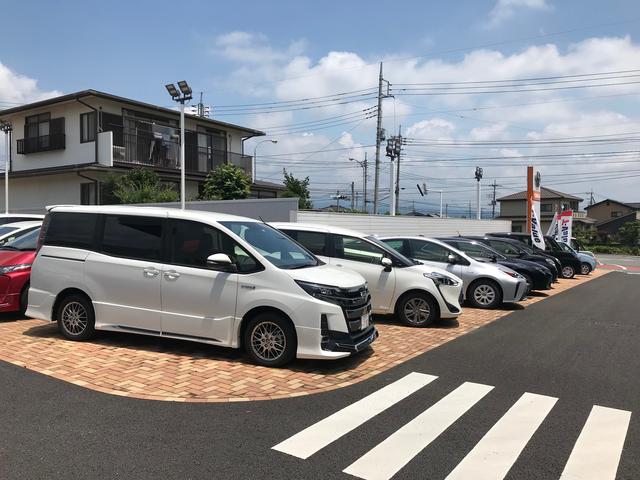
[17,134,66,154]
[112,132,252,176]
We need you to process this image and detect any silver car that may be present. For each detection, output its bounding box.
[380,236,529,309]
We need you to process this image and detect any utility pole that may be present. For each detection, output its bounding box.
[336,190,340,212]
[349,154,368,213]
[351,181,355,210]
[490,179,499,218]
[373,63,390,214]
[475,166,483,220]
[386,132,402,216]
[395,125,402,215]
[445,203,448,218]
[589,189,595,206]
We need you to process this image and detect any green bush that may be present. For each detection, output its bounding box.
[199,164,251,200]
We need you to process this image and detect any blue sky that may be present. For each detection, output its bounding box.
[2,0,640,212]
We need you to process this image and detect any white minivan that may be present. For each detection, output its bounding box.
[272,223,464,327]
[27,206,377,367]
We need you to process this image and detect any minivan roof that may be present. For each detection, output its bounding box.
[270,221,367,238]
[46,205,258,224]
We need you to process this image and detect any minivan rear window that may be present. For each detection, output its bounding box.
[101,215,162,261]
[45,212,97,249]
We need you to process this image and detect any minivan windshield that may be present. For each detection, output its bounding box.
[220,221,319,270]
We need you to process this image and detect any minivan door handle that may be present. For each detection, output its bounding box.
[143,267,160,277]
[163,270,181,280]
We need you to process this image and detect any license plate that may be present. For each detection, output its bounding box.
[360,313,370,330]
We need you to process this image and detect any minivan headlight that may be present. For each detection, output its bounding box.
[295,280,341,299]
[423,272,459,286]
[0,263,31,274]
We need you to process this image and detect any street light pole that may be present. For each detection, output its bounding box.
[349,155,368,212]
[0,121,12,214]
[165,81,193,210]
[253,139,278,183]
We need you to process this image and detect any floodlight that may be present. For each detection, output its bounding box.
[177,80,192,96]
[165,83,179,98]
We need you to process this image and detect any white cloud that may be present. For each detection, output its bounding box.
[486,0,552,28]
[213,31,306,64]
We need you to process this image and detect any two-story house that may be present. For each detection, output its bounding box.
[0,90,283,212]
[585,199,640,241]
[497,187,591,233]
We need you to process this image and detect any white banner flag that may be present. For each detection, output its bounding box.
[530,204,546,250]
[559,210,573,244]
[547,213,559,238]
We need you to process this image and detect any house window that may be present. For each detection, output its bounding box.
[80,112,96,143]
[25,112,51,146]
[611,211,623,218]
[540,203,553,212]
[512,225,523,233]
[80,183,96,205]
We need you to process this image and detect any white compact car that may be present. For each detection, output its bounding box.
[27,206,378,367]
[380,236,529,309]
[271,223,463,327]
[0,220,43,246]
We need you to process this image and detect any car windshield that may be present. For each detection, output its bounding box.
[545,236,562,252]
[365,236,415,267]
[557,241,577,254]
[457,241,506,261]
[220,221,319,270]
[2,227,40,251]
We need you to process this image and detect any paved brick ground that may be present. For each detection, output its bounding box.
[0,270,609,402]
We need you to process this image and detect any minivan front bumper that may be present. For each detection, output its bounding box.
[322,325,378,353]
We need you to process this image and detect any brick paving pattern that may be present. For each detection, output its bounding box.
[0,270,609,402]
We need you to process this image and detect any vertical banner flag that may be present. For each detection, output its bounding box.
[547,212,560,237]
[559,210,573,244]
[527,166,545,250]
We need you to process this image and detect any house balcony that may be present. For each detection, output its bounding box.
[111,132,252,177]
[17,134,66,154]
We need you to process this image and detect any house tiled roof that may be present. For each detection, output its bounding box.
[585,198,640,210]
[497,187,583,202]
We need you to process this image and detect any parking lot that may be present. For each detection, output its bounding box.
[0,270,608,402]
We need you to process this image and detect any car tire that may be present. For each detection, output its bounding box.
[580,262,592,275]
[467,280,503,309]
[56,294,96,341]
[397,292,439,327]
[244,312,297,367]
[561,265,576,279]
[19,284,29,316]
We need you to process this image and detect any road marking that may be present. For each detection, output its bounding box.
[272,372,437,459]
[444,392,558,480]
[614,264,628,271]
[342,382,494,480]
[560,405,631,480]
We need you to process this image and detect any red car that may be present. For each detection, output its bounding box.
[0,228,40,314]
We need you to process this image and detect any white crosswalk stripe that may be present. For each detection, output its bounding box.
[272,372,437,459]
[272,373,633,480]
[342,382,494,480]
[444,392,558,480]
[560,405,631,480]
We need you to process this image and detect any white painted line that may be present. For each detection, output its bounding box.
[614,264,628,271]
[343,382,494,480]
[560,405,631,480]
[445,392,558,480]
[272,372,437,459]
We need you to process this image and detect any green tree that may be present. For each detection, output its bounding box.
[112,168,179,204]
[618,220,640,246]
[281,169,313,209]
[200,164,251,200]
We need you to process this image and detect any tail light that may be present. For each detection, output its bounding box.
[36,214,51,253]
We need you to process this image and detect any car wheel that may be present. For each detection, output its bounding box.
[468,280,503,309]
[580,262,592,275]
[19,285,29,316]
[244,312,297,367]
[561,265,575,279]
[397,292,438,327]
[57,294,96,341]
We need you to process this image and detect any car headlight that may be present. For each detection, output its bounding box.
[502,270,523,279]
[0,264,31,275]
[423,272,459,286]
[295,280,368,307]
[544,258,555,266]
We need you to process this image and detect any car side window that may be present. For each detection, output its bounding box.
[284,230,329,256]
[457,242,494,259]
[382,239,410,257]
[45,212,97,249]
[335,235,385,264]
[101,215,163,261]
[410,239,450,262]
[489,240,517,256]
[170,220,260,273]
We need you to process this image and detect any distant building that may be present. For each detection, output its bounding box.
[0,89,283,212]
[585,199,640,241]
[497,187,593,233]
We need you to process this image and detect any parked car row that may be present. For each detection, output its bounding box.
[0,207,593,368]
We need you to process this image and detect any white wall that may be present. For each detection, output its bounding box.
[0,172,85,213]
[295,212,512,236]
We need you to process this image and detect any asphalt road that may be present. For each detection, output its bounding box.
[597,253,640,269]
[0,272,638,480]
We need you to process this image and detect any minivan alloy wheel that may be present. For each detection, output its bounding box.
[61,302,88,335]
[403,298,431,325]
[473,284,496,306]
[250,321,287,361]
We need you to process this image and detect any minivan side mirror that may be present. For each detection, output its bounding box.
[207,253,238,273]
[381,257,393,271]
